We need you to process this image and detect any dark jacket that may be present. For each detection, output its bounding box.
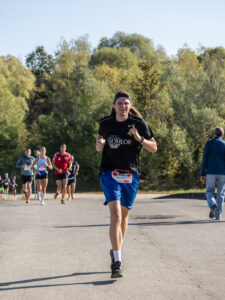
[200,136,225,176]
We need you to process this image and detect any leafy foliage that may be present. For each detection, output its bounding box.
[0,56,35,173]
[1,33,225,190]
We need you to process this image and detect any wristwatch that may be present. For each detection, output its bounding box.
[140,136,145,144]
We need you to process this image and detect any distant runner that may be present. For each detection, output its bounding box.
[96,91,157,278]
[16,148,35,203]
[10,176,18,197]
[52,144,72,204]
[67,155,79,200]
[32,147,53,206]
[3,173,10,195]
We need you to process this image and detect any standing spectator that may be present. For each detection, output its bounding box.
[200,127,225,220]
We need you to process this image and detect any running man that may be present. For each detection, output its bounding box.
[96,91,157,278]
[67,155,79,200]
[52,144,72,204]
[10,176,18,197]
[31,147,53,206]
[3,173,10,195]
[16,148,35,203]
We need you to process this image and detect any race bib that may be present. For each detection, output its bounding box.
[112,170,133,183]
[24,165,31,171]
[38,165,45,171]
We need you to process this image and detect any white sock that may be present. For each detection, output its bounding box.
[113,250,121,262]
[37,192,41,201]
[41,193,45,202]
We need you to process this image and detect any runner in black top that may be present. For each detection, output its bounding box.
[3,173,10,195]
[67,155,79,200]
[96,91,157,278]
[10,176,18,197]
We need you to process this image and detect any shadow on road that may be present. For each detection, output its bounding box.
[130,219,225,226]
[0,271,114,291]
[55,219,225,229]
[0,280,115,291]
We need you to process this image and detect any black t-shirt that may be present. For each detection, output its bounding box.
[3,177,10,186]
[98,114,154,174]
[68,161,78,178]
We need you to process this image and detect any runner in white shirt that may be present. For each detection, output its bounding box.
[32,147,52,206]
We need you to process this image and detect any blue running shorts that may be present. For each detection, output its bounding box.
[100,171,139,210]
[68,177,77,185]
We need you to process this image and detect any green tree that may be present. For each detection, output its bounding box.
[90,47,139,69]
[98,31,164,61]
[164,47,224,186]
[29,40,112,186]
[2,35,224,191]
[198,47,225,117]
[0,56,34,173]
[25,46,55,121]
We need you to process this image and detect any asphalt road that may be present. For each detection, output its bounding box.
[0,193,225,300]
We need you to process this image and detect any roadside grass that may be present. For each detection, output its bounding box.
[138,188,205,194]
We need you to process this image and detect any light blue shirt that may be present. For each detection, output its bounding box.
[16,155,35,176]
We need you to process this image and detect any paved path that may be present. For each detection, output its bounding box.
[0,193,225,300]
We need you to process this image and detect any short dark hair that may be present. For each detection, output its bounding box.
[113,91,131,104]
[214,127,224,137]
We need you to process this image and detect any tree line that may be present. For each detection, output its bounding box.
[1,32,225,190]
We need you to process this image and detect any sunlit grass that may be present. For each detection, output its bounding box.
[138,188,205,194]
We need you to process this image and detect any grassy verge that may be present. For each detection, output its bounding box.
[138,188,205,194]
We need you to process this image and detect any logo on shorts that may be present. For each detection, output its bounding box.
[108,135,131,149]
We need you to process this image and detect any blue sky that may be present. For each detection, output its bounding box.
[0,0,224,60]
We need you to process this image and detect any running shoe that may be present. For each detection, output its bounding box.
[54,193,59,200]
[61,200,66,205]
[209,205,217,219]
[26,199,30,204]
[40,201,45,206]
[110,249,115,266]
[111,261,123,278]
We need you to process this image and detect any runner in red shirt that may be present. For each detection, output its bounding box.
[52,144,72,204]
